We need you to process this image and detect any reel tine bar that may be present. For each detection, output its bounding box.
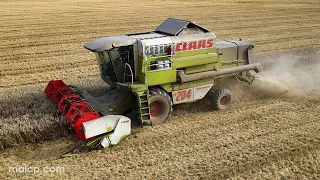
[45,80,100,141]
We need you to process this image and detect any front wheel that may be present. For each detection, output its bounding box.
[149,88,173,125]
[211,89,233,110]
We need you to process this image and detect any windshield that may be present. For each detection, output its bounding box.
[102,51,110,63]
[96,51,116,82]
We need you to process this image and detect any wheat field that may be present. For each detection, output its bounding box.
[0,0,320,179]
[0,0,319,87]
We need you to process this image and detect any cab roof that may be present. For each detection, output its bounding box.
[155,18,210,36]
[84,18,212,52]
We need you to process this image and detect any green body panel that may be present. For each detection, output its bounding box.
[185,63,216,74]
[159,73,236,93]
[172,48,218,69]
[137,60,144,83]
[145,69,176,86]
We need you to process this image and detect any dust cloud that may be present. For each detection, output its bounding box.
[254,48,320,96]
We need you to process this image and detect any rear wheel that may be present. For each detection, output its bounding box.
[211,89,232,110]
[149,88,173,125]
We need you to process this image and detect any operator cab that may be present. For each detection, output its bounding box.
[95,46,134,83]
[84,35,137,84]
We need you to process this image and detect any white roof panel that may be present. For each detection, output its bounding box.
[140,37,173,46]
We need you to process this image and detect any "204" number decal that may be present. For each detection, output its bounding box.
[172,84,214,104]
[172,88,193,104]
[176,89,192,101]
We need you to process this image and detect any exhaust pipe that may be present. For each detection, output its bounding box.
[177,63,263,83]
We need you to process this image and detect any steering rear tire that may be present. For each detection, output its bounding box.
[211,89,233,110]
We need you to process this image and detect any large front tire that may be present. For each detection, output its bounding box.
[149,88,173,125]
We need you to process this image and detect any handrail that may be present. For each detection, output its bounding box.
[146,54,174,58]
[149,61,172,66]
[144,56,148,86]
[123,63,134,84]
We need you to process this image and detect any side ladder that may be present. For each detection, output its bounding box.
[136,90,151,126]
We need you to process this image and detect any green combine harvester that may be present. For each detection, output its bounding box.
[45,18,263,156]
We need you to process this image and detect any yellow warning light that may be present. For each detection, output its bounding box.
[112,43,116,48]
